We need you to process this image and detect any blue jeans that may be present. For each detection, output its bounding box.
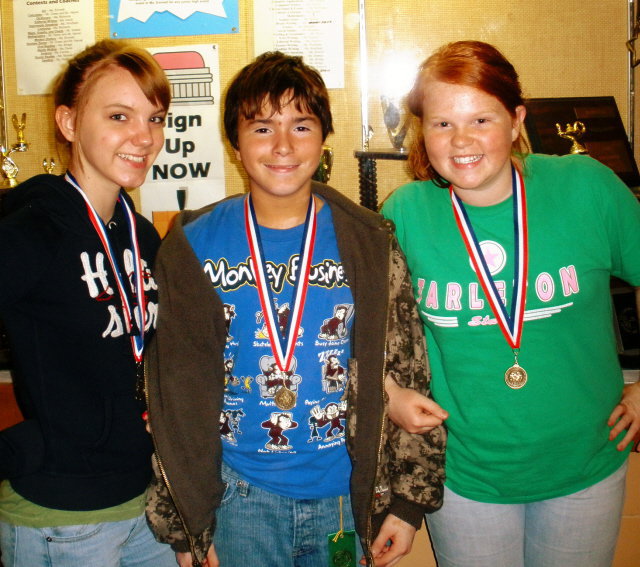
[214,462,363,567]
[0,512,176,567]
[426,461,628,567]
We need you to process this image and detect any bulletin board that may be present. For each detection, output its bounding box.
[0,0,632,209]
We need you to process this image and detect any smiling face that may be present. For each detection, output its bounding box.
[421,78,526,206]
[56,65,166,197]
[234,95,324,205]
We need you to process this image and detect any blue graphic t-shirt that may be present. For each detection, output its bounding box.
[185,196,354,498]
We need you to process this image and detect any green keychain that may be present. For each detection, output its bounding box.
[327,496,357,567]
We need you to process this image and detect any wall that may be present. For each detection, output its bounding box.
[0,0,634,206]
[0,1,637,565]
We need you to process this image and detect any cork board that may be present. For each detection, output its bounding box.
[0,0,632,207]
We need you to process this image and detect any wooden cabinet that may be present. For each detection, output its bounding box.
[0,379,23,430]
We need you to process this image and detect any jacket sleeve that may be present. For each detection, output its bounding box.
[144,211,224,567]
[381,237,446,528]
[0,214,52,480]
[145,453,211,557]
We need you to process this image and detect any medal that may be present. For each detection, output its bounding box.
[66,172,146,366]
[451,166,529,387]
[245,195,316,409]
[134,361,146,401]
[505,362,527,389]
[274,385,297,410]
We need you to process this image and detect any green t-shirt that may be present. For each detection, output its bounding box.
[0,480,145,527]
[382,154,640,503]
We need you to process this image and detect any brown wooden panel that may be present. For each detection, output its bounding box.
[0,382,23,429]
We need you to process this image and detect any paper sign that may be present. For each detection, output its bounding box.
[109,0,238,38]
[140,45,226,221]
[117,0,226,23]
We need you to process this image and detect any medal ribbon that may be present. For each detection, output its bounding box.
[244,195,316,371]
[450,166,528,349]
[65,172,146,362]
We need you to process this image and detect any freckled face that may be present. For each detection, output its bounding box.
[58,66,166,194]
[421,78,525,206]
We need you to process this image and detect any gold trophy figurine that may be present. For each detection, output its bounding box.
[1,113,29,187]
[43,158,56,174]
[0,148,19,187]
[312,145,334,184]
[555,121,588,155]
[12,113,28,150]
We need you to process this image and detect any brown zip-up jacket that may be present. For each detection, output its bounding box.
[144,182,446,566]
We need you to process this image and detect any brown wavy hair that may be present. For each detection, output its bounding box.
[406,40,528,185]
[223,51,333,150]
[53,39,171,144]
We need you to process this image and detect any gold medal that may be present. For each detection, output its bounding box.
[245,196,315,407]
[274,386,297,410]
[451,168,530,390]
[504,362,527,389]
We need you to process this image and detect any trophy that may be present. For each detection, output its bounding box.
[555,121,588,154]
[43,158,56,174]
[12,113,27,150]
[381,95,409,151]
[1,113,29,188]
[312,145,334,184]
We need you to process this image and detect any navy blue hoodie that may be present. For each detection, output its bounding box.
[0,174,159,511]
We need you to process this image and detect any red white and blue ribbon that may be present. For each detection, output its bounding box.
[66,172,146,362]
[450,166,528,349]
[244,195,316,372]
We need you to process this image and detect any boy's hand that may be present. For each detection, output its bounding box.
[176,544,219,567]
[359,514,416,567]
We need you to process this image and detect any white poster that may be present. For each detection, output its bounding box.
[254,0,344,89]
[14,0,95,95]
[141,44,225,224]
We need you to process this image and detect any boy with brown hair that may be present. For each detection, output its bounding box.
[145,51,447,567]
